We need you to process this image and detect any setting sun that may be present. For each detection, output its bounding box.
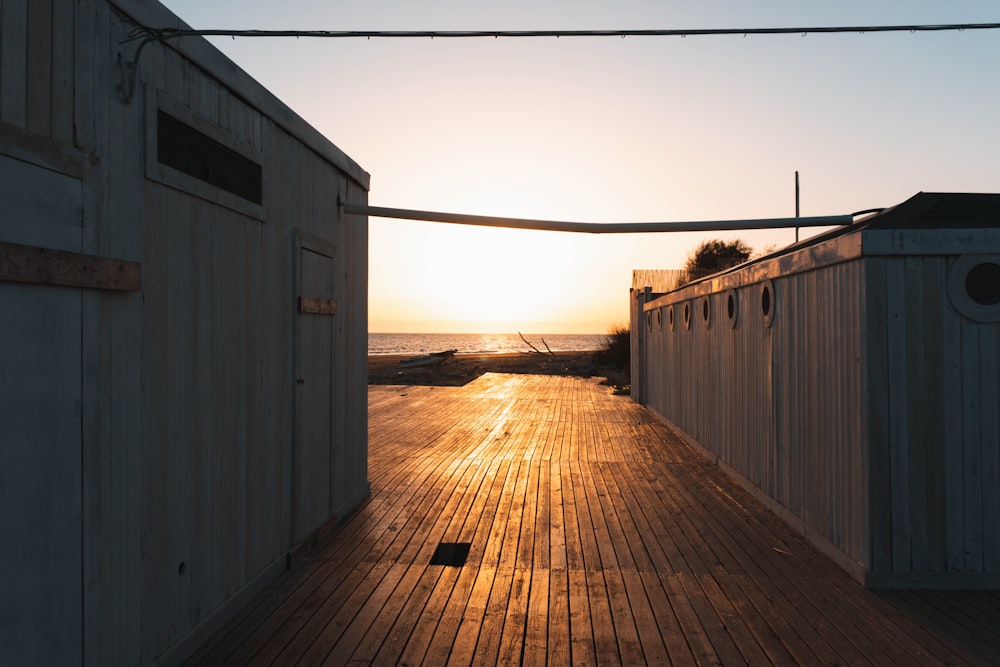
[159,0,1000,335]
[367,147,628,333]
[369,219,594,333]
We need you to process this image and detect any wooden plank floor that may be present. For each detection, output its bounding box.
[188,374,1000,666]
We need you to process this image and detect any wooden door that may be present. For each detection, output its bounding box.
[292,243,337,542]
[0,155,84,663]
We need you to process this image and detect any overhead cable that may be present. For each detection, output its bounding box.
[129,22,1000,42]
[118,21,1000,101]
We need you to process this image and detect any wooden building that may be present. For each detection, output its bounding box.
[1,0,369,663]
[632,193,1000,588]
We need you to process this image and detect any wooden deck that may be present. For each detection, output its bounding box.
[187,374,1000,666]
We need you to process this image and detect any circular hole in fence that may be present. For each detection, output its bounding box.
[683,302,691,329]
[178,561,187,576]
[761,279,776,328]
[656,309,662,330]
[668,305,675,330]
[725,289,738,328]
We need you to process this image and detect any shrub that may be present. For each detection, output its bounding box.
[684,238,752,282]
[594,322,630,371]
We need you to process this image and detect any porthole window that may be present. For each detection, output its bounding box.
[701,296,711,328]
[967,262,1000,305]
[948,254,1000,322]
[683,301,692,330]
[724,288,738,329]
[667,304,675,331]
[760,279,776,328]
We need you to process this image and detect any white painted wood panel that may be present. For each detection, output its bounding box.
[294,245,336,541]
[640,258,869,573]
[0,154,83,665]
[0,0,28,128]
[639,221,1000,587]
[3,1,371,662]
[0,154,82,248]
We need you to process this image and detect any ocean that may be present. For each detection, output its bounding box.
[368,332,608,356]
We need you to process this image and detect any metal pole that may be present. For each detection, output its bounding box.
[795,171,800,243]
[341,202,852,234]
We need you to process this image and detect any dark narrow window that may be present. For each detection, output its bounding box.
[157,110,262,204]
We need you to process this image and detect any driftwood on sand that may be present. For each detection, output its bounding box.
[518,332,555,356]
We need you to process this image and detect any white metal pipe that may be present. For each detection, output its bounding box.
[341,203,854,234]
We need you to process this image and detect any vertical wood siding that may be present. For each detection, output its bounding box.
[1,0,370,663]
[0,155,85,666]
[639,241,1000,587]
[641,260,868,570]
[135,43,368,663]
[866,256,1000,579]
[0,0,75,145]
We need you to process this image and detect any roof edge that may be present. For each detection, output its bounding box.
[110,0,371,190]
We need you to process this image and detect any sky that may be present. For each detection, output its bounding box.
[158,0,1000,334]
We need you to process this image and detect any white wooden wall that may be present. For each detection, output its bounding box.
[1,0,370,663]
[639,237,871,580]
[630,270,685,404]
[864,245,1000,586]
[0,156,86,666]
[636,221,1000,587]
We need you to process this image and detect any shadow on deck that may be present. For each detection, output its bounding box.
[186,374,1000,666]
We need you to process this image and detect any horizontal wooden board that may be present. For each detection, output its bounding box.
[297,296,337,316]
[0,241,141,291]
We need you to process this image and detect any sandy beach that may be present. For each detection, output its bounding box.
[368,350,625,388]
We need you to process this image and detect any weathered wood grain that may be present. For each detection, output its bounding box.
[641,219,1000,589]
[0,240,141,291]
[185,374,1000,666]
[1,0,28,128]
[4,0,371,663]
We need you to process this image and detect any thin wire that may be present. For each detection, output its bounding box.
[117,21,1000,101]
[122,22,1000,43]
